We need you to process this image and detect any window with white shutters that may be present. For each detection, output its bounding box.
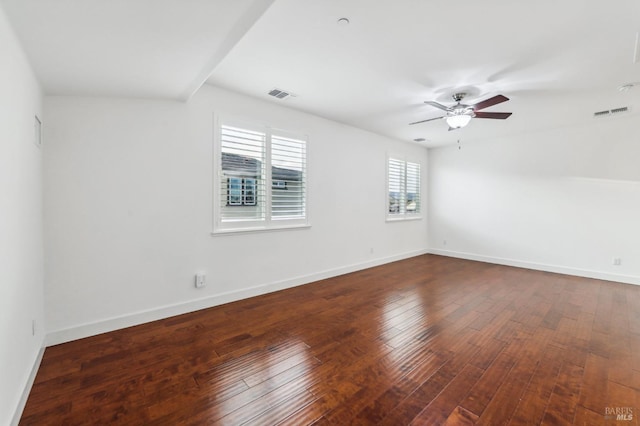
[271,135,306,220]
[214,121,308,233]
[406,162,421,214]
[219,125,266,223]
[387,157,421,219]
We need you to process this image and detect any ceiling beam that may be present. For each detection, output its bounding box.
[180,0,275,101]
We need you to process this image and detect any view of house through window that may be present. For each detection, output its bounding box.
[388,157,421,218]
[216,123,307,231]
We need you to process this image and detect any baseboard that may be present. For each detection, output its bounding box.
[429,248,640,286]
[11,346,45,426]
[46,249,429,346]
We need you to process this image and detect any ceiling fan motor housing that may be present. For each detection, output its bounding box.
[452,92,467,102]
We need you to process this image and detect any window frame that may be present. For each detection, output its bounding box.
[213,116,310,235]
[227,177,243,206]
[242,178,257,206]
[386,155,423,222]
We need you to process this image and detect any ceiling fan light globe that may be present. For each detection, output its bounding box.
[446,114,472,129]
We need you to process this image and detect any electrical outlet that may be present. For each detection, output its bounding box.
[195,274,206,288]
[613,258,622,266]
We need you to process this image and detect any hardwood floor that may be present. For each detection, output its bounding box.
[21,255,640,425]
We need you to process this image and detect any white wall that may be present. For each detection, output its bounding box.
[44,85,428,343]
[429,113,640,285]
[0,5,44,425]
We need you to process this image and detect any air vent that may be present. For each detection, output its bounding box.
[593,106,631,118]
[268,88,294,100]
[611,106,629,114]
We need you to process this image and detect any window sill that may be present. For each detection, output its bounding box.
[386,215,423,223]
[211,223,311,236]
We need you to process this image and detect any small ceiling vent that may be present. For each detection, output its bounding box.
[268,88,294,100]
[593,106,630,118]
[610,106,629,114]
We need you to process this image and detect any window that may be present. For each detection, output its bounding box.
[243,178,257,206]
[226,177,257,206]
[227,177,243,206]
[387,157,421,219]
[214,121,307,233]
[271,134,306,219]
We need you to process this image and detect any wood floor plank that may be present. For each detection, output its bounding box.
[410,364,484,425]
[573,405,606,426]
[377,331,482,425]
[509,344,564,425]
[475,327,554,425]
[19,254,640,425]
[444,405,479,425]
[540,362,584,426]
[460,348,516,417]
[350,351,450,424]
[322,342,439,423]
[241,390,318,426]
[578,353,610,415]
[275,397,327,426]
[376,367,455,426]
[194,356,323,422]
[606,381,638,426]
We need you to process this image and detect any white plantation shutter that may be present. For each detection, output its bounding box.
[271,135,306,219]
[215,121,308,232]
[388,158,406,215]
[406,162,421,214]
[219,125,266,223]
[387,157,421,218]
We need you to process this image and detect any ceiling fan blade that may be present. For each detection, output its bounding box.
[409,116,445,125]
[424,101,452,112]
[471,95,509,111]
[474,111,512,120]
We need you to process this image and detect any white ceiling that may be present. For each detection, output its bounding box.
[1,0,274,99]
[4,0,640,146]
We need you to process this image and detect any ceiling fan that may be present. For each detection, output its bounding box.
[410,92,512,130]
